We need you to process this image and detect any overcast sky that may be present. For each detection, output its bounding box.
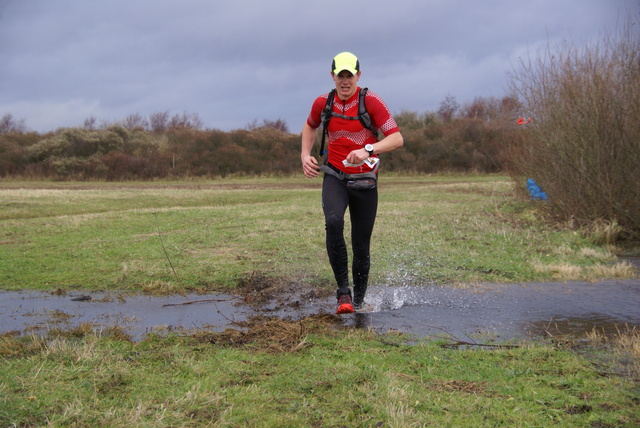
[0,0,636,133]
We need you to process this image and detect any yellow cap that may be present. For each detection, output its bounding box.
[332,52,359,74]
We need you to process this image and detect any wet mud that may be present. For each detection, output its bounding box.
[2,277,638,342]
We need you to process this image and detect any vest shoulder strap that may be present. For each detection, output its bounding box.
[322,88,374,131]
[318,87,377,157]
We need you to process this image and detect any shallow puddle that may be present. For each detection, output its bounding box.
[2,278,639,342]
[349,280,640,341]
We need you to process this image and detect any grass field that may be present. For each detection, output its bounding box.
[0,175,634,294]
[1,175,638,427]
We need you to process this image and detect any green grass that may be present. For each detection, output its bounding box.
[0,175,633,293]
[1,176,638,427]
[1,325,638,427]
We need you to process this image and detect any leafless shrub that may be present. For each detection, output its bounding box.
[0,113,27,134]
[508,17,640,241]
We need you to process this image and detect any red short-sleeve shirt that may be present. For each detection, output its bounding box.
[306,87,399,174]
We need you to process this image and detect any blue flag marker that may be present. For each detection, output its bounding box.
[527,178,548,201]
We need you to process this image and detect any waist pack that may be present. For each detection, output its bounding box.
[320,164,377,190]
[346,177,377,190]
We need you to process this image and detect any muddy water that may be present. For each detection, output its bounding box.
[2,278,639,342]
[348,280,640,341]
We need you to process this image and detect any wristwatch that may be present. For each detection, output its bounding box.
[364,144,374,156]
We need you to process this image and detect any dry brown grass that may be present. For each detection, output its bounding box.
[586,326,640,379]
[533,260,636,281]
[190,314,341,353]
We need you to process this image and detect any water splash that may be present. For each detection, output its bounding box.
[365,285,434,312]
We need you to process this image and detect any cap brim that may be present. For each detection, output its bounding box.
[333,66,358,75]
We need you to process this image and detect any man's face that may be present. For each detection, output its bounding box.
[332,70,360,100]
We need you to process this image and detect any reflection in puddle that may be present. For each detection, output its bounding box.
[339,280,640,341]
[527,316,635,337]
[1,278,639,342]
[1,292,257,341]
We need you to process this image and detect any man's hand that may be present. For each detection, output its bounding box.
[302,155,320,178]
[345,148,369,166]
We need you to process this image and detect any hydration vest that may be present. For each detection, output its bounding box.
[318,87,377,157]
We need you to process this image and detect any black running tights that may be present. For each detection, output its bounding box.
[322,174,378,301]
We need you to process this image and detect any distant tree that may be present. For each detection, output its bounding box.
[247,118,289,133]
[168,111,203,129]
[393,110,437,131]
[149,111,170,133]
[437,95,458,122]
[83,116,97,130]
[121,113,149,130]
[0,113,27,134]
[499,96,520,118]
[459,96,521,122]
[245,119,259,130]
[460,97,486,120]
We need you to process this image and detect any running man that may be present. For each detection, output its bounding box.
[301,52,403,313]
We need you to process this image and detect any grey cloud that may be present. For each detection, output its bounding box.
[0,0,636,132]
